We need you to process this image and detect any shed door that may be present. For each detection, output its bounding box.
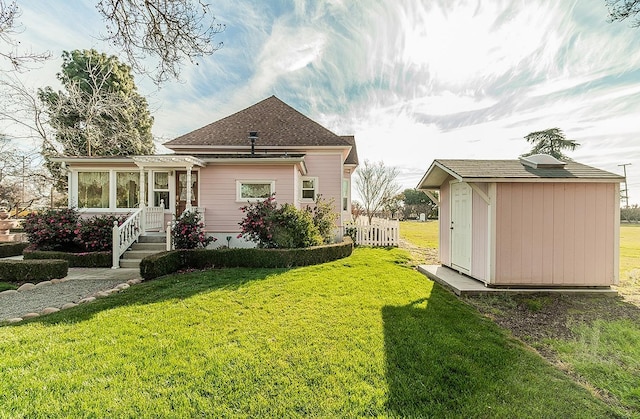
[451,182,472,273]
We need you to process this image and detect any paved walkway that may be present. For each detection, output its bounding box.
[0,265,142,323]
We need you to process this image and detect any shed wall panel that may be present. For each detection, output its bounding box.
[439,180,451,265]
[494,182,617,286]
[470,183,488,281]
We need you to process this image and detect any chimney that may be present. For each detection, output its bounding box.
[249,131,258,155]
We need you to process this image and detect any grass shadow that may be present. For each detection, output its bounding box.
[8,267,287,327]
[381,284,620,417]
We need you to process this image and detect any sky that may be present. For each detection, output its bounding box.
[3,0,640,204]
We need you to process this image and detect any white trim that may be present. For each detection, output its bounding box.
[300,176,318,202]
[469,182,490,205]
[488,183,497,284]
[236,180,276,202]
[614,183,621,285]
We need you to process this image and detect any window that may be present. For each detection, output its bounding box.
[342,179,349,211]
[78,172,109,208]
[153,172,170,209]
[237,181,274,201]
[301,177,317,201]
[116,172,140,208]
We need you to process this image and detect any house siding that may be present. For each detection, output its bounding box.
[301,153,343,221]
[199,164,296,232]
[494,182,618,286]
[470,183,488,282]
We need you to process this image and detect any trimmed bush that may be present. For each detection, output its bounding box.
[140,238,354,280]
[0,242,29,258]
[23,249,112,268]
[172,211,215,249]
[0,259,68,283]
[76,214,126,252]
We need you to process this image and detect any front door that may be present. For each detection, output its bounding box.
[176,171,198,216]
[450,182,472,273]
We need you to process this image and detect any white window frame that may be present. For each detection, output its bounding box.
[300,176,318,202]
[236,180,275,202]
[342,178,349,211]
[152,171,171,210]
[76,170,110,210]
[115,171,142,209]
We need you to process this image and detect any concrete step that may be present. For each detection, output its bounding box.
[138,234,166,243]
[122,250,160,260]
[130,242,165,251]
[119,259,142,269]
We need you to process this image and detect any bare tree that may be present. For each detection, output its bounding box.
[1,0,224,82]
[354,160,401,224]
[96,0,225,83]
[606,0,640,26]
[0,0,51,71]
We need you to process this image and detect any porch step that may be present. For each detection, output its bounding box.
[119,234,166,268]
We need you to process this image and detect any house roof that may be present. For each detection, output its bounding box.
[164,96,354,150]
[417,159,625,189]
[341,136,359,166]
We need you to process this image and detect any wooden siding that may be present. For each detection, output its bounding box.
[301,153,343,220]
[494,182,618,286]
[199,165,296,232]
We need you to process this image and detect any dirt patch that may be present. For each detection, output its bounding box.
[398,238,439,266]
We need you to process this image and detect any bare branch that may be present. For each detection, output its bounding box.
[0,0,52,71]
[96,0,225,83]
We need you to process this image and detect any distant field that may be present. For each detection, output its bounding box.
[399,221,439,249]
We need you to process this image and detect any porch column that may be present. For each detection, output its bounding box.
[186,165,192,210]
[139,166,146,208]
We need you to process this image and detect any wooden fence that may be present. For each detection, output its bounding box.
[342,217,399,247]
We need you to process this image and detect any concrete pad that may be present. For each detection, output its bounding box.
[417,265,618,297]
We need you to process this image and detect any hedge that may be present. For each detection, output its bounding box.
[0,242,29,258]
[0,259,68,283]
[140,238,354,280]
[23,249,112,268]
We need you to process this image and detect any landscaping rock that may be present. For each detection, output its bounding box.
[94,291,110,298]
[35,281,52,288]
[6,317,22,323]
[78,297,96,304]
[61,303,78,310]
[116,283,130,290]
[127,278,142,285]
[41,307,60,315]
[22,312,40,319]
[0,289,18,295]
[17,283,35,292]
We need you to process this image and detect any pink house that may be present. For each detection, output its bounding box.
[417,155,624,287]
[53,96,358,266]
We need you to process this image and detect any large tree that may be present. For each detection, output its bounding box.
[606,0,640,26]
[520,128,580,161]
[354,160,401,223]
[0,0,223,81]
[39,49,155,188]
[400,189,438,220]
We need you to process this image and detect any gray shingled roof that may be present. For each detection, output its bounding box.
[341,135,359,165]
[164,96,353,149]
[418,159,624,189]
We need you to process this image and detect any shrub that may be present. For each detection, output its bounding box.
[172,210,215,249]
[0,242,29,258]
[238,195,337,248]
[0,259,68,283]
[22,208,80,251]
[76,214,126,252]
[23,248,112,267]
[139,238,354,280]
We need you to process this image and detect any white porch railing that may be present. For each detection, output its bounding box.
[343,217,399,247]
[145,200,165,231]
[112,203,166,268]
[113,207,143,268]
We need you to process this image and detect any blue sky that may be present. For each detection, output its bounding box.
[4,0,640,203]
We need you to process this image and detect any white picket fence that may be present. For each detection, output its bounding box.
[343,217,399,247]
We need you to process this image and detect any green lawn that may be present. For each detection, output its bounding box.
[0,248,619,417]
[399,220,439,249]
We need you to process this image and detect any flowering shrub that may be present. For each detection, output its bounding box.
[238,195,336,248]
[76,215,127,252]
[172,210,215,249]
[23,208,80,251]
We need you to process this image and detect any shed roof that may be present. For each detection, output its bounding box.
[417,159,624,189]
[164,96,353,149]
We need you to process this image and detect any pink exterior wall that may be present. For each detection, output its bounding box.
[439,180,451,266]
[199,164,296,232]
[494,182,618,286]
[302,153,343,223]
[470,183,488,282]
